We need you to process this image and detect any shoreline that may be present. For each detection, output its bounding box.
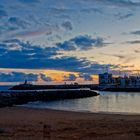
[15,106,140,117]
[17,105,140,116]
[0,107,140,140]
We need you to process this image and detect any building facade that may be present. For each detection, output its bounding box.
[99,73,140,88]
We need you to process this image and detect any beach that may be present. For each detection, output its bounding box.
[0,107,140,140]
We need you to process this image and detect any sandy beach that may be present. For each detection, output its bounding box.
[0,107,140,140]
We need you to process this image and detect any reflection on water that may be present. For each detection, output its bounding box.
[21,91,140,114]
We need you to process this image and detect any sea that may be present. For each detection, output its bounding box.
[19,91,140,114]
[1,85,140,114]
[0,85,13,90]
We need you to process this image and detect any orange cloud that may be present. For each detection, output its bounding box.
[0,68,98,85]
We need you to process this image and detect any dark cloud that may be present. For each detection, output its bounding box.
[56,41,76,51]
[49,57,90,73]
[130,30,140,35]
[27,15,42,26]
[0,39,89,72]
[0,72,38,82]
[56,35,107,51]
[40,74,52,82]
[78,63,118,74]
[61,21,73,31]
[0,16,31,37]
[0,39,118,74]
[64,74,77,81]
[3,39,21,44]
[81,8,103,14]
[79,73,93,81]
[8,17,30,29]
[72,36,103,48]
[115,13,133,20]
[0,9,7,18]
[0,39,59,68]
[126,40,140,44]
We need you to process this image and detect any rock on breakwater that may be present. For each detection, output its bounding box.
[0,89,99,107]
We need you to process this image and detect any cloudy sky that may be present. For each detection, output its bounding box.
[0,0,140,84]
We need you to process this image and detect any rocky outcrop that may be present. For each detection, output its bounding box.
[0,89,99,107]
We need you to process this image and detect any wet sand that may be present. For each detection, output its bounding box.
[0,107,140,140]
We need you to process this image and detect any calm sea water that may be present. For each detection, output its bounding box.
[0,85,12,90]
[20,91,140,114]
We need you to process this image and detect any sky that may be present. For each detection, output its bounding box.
[0,0,140,84]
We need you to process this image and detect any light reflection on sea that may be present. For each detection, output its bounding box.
[20,91,140,114]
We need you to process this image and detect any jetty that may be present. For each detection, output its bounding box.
[9,83,99,90]
[0,88,99,107]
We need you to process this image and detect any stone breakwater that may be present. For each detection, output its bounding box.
[0,89,99,107]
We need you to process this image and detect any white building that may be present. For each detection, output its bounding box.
[99,73,140,88]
